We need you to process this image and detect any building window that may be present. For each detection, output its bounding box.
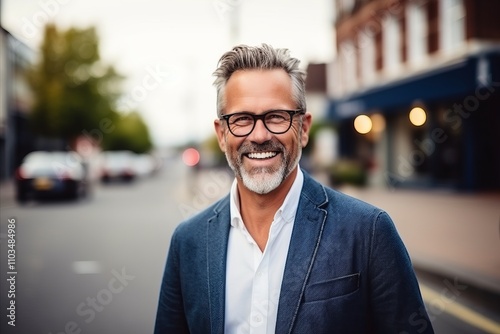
[407,1,428,65]
[339,39,357,92]
[440,0,465,52]
[359,29,375,85]
[383,14,401,73]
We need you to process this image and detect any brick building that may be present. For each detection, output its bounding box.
[327,0,500,190]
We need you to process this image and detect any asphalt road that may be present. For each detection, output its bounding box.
[0,159,188,334]
[0,158,498,333]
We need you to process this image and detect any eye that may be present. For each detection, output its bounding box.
[266,111,288,123]
[230,114,253,125]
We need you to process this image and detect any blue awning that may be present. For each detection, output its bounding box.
[327,49,500,120]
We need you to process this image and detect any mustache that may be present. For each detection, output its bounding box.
[238,140,284,155]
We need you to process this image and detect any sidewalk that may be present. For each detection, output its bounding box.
[0,179,16,210]
[337,184,500,295]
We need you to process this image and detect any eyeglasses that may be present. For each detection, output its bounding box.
[220,109,305,137]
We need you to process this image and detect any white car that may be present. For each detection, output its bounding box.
[100,150,137,182]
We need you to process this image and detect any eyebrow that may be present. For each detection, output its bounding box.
[228,108,297,114]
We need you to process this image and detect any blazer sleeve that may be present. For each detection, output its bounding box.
[368,211,434,333]
[154,228,190,334]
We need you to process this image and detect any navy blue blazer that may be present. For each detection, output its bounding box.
[155,171,434,333]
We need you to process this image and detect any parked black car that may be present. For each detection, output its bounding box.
[15,151,89,203]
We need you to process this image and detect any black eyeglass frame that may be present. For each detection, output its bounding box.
[220,109,305,137]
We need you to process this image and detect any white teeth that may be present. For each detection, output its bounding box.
[247,152,277,159]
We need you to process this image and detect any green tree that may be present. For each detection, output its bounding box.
[28,24,122,144]
[102,111,153,154]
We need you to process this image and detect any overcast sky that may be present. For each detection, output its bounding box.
[2,0,334,147]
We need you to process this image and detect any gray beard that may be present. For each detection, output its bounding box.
[225,141,302,195]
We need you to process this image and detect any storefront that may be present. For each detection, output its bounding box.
[327,48,500,191]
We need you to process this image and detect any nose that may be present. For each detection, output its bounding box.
[248,118,272,143]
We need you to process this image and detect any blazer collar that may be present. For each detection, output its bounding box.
[275,171,329,333]
[207,195,231,334]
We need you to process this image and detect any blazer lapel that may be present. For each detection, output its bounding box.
[275,173,328,333]
[206,196,231,334]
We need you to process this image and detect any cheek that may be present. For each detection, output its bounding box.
[225,137,243,156]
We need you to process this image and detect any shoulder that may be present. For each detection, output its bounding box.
[302,171,383,212]
[328,187,384,217]
[301,170,392,227]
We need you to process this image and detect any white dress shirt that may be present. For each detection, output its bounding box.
[224,168,304,334]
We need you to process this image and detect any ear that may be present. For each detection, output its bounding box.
[300,112,312,148]
[214,119,226,153]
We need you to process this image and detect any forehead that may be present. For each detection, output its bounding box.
[224,69,294,112]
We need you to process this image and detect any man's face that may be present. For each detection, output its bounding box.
[214,69,312,194]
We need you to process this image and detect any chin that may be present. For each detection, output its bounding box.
[240,168,285,194]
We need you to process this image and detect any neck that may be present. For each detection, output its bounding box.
[236,167,298,251]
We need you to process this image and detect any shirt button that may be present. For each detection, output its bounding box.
[253,314,263,323]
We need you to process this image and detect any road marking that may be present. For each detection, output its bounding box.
[72,261,102,274]
[420,284,500,334]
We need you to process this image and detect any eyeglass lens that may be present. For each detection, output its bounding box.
[228,111,292,136]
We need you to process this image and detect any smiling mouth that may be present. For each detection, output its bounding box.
[246,151,278,159]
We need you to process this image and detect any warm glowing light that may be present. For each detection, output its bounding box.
[409,107,426,126]
[370,113,386,133]
[354,115,373,134]
[182,148,200,167]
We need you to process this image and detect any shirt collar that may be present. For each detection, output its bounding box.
[229,179,244,229]
[229,167,304,228]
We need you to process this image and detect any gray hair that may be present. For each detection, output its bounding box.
[212,44,307,117]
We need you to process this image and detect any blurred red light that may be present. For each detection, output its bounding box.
[182,148,200,167]
[15,167,27,180]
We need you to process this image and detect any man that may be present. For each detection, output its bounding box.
[154,44,434,333]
